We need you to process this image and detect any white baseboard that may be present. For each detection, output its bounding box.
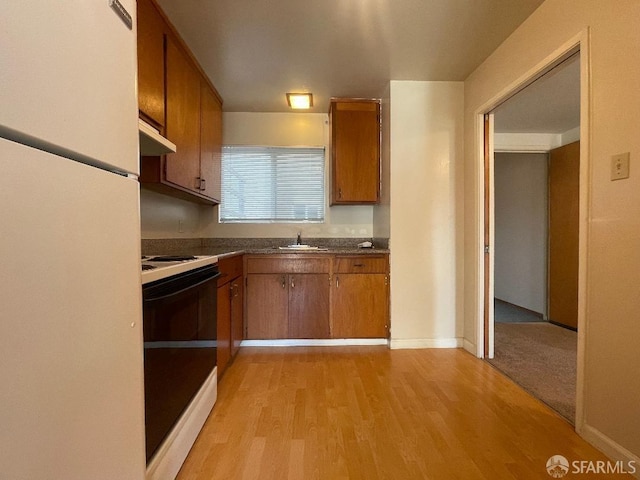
[579,424,640,479]
[389,337,463,350]
[240,338,389,347]
[146,367,218,480]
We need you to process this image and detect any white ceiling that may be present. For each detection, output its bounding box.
[493,53,580,134]
[156,0,545,113]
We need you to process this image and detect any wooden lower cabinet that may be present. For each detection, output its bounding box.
[216,282,232,375]
[216,255,243,378]
[245,273,330,339]
[245,254,389,339]
[331,274,388,338]
[289,274,330,338]
[246,274,289,339]
[230,277,243,356]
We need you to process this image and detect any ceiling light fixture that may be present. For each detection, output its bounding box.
[286,92,313,109]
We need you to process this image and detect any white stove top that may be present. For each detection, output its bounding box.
[141,255,218,285]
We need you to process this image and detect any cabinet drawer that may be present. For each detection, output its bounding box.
[217,254,243,286]
[246,256,330,274]
[333,255,388,274]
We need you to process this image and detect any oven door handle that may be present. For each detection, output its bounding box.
[143,272,221,302]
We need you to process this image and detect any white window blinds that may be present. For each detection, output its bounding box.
[221,146,325,223]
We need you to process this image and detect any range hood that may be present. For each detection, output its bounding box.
[138,118,176,156]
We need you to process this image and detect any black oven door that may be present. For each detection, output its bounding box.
[142,264,220,462]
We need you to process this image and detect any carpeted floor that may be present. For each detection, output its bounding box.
[488,322,577,423]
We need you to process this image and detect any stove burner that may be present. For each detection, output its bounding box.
[142,264,156,271]
[148,256,197,262]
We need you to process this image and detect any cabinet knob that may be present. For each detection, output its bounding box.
[338,188,342,199]
[336,276,340,288]
[200,178,206,191]
[291,277,295,288]
[281,276,286,289]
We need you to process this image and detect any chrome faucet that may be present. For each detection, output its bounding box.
[296,232,302,245]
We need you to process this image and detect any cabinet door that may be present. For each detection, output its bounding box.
[217,282,231,377]
[288,274,330,339]
[230,277,244,356]
[246,274,288,339]
[332,274,388,338]
[165,37,201,192]
[136,0,165,127]
[199,82,222,202]
[331,101,380,204]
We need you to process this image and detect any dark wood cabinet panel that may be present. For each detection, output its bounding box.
[331,274,388,338]
[246,274,289,339]
[333,255,387,274]
[217,254,244,378]
[199,82,222,202]
[246,256,330,274]
[288,274,330,339]
[330,100,381,205]
[230,278,244,356]
[136,0,165,127]
[165,37,201,192]
[217,283,232,375]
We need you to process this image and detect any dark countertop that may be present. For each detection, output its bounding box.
[213,247,389,258]
[141,238,390,259]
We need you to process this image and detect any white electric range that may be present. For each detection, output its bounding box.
[141,255,219,284]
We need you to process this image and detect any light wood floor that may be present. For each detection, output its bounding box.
[177,347,628,480]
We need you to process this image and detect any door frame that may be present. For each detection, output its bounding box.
[475,29,590,430]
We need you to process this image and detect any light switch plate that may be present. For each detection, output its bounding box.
[611,152,630,180]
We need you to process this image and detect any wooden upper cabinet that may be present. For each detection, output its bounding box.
[330,99,381,205]
[165,37,202,192]
[136,0,165,127]
[137,0,223,205]
[199,82,222,202]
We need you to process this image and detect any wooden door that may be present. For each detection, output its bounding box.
[216,282,231,376]
[548,141,580,329]
[165,36,201,192]
[136,0,165,127]
[288,274,330,338]
[331,101,380,204]
[332,274,388,338]
[230,277,243,356]
[483,114,491,356]
[199,82,222,202]
[246,274,288,339]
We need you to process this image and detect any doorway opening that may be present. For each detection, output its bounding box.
[478,40,588,427]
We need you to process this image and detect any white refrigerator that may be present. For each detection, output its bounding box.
[0,1,146,479]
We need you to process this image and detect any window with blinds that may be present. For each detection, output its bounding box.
[220,146,325,223]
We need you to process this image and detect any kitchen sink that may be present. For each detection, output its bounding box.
[278,245,327,251]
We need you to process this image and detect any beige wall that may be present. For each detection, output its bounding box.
[141,112,374,239]
[373,84,391,241]
[464,0,640,462]
[388,81,464,348]
[494,152,548,314]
